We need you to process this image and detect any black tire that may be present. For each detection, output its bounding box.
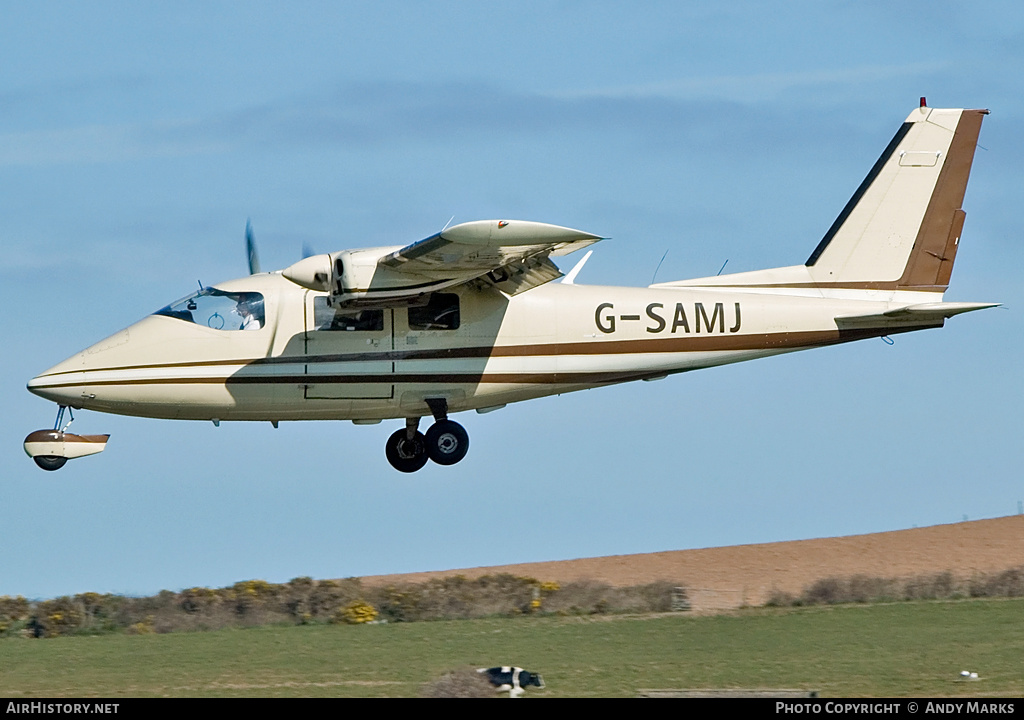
[34,456,67,471]
[385,429,429,473]
[425,420,469,466]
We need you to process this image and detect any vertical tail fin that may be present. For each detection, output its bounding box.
[805,106,987,291]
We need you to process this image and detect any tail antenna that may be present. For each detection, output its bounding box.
[650,249,669,285]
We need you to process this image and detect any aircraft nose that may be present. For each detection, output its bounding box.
[27,373,47,396]
[27,363,90,406]
[27,329,130,407]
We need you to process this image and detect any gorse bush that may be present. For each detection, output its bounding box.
[332,601,378,625]
[765,567,1024,607]
[9,574,682,638]
[537,579,676,615]
[0,596,29,634]
[968,567,1024,597]
[367,574,542,622]
[13,565,1023,638]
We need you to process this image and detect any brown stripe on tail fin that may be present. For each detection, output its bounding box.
[897,109,986,291]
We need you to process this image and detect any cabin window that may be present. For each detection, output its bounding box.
[153,288,266,331]
[312,297,384,331]
[408,293,460,330]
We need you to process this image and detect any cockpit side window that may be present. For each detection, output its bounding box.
[312,297,384,331]
[408,293,460,330]
[154,288,266,331]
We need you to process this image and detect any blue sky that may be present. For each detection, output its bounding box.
[2,2,1022,599]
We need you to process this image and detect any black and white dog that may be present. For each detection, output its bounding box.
[477,666,545,697]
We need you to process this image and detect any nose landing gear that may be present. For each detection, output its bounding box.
[23,406,110,471]
[384,399,470,473]
[33,454,68,472]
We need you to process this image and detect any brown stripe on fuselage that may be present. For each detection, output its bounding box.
[673,281,934,290]
[33,325,895,380]
[28,325,935,391]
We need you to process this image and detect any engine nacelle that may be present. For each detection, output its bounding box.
[282,246,410,305]
[24,430,110,471]
[281,253,333,292]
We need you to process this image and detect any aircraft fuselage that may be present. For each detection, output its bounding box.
[27,272,944,424]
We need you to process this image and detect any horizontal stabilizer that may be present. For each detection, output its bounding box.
[835,301,999,329]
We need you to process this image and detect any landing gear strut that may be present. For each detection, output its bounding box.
[34,406,72,471]
[384,399,470,472]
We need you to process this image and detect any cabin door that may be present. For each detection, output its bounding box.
[302,293,394,400]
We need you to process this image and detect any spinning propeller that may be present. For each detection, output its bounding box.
[245,220,316,275]
[245,219,260,275]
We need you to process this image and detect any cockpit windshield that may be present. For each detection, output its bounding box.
[154,288,266,331]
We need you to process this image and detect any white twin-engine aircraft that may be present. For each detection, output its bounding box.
[25,104,997,472]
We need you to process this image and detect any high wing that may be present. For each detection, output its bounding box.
[282,219,602,305]
[380,219,602,297]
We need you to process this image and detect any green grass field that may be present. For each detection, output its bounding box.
[1,598,1021,697]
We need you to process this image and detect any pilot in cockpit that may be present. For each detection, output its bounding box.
[234,294,264,331]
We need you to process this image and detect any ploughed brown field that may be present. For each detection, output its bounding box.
[360,515,1024,612]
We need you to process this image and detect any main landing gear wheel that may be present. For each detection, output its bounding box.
[33,456,67,472]
[385,429,429,473]
[425,419,469,466]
